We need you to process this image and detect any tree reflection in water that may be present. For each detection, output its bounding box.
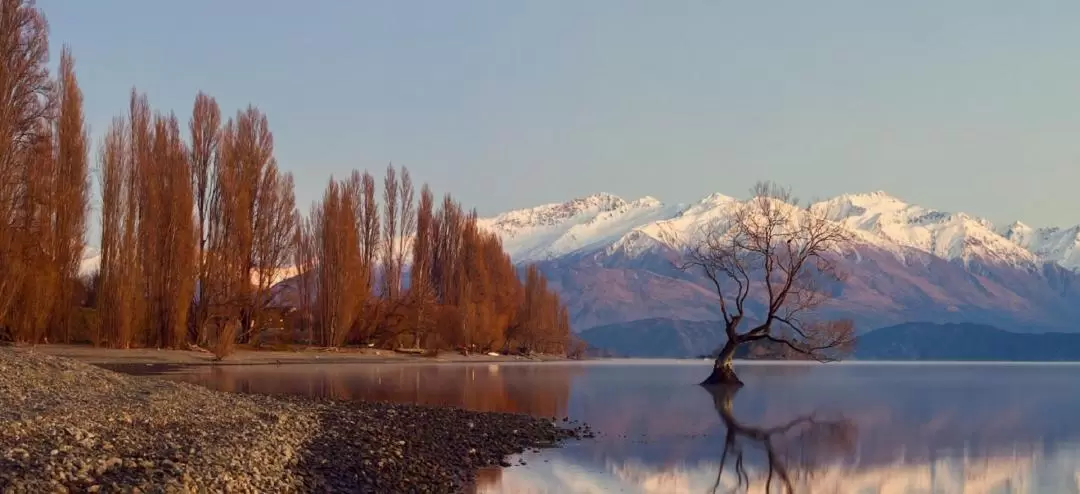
[706,386,857,493]
[181,363,580,419]
[164,364,580,493]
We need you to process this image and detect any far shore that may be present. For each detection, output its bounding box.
[17,343,575,367]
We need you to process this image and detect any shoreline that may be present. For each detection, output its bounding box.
[20,344,575,367]
[0,347,592,492]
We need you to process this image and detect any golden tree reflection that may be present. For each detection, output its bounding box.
[175,363,578,418]
[470,466,503,492]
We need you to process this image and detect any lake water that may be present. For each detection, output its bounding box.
[132,360,1080,493]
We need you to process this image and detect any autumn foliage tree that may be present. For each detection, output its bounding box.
[295,164,573,354]
[141,110,197,348]
[50,46,90,342]
[97,91,196,349]
[188,92,221,345]
[679,181,856,387]
[2,0,572,355]
[94,93,298,355]
[306,172,369,347]
[97,116,136,347]
[0,0,52,335]
[188,105,298,356]
[0,1,91,344]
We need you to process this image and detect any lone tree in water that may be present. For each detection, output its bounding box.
[680,181,856,387]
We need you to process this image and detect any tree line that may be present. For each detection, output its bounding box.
[0,0,577,357]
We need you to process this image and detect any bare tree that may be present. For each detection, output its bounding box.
[396,166,415,294]
[250,164,297,336]
[9,124,58,343]
[381,164,399,299]
[144,112,196,348]
[354,171,380,342]
[679,181,855,386]
[292,210,316,343]
[50,45,90,343]
[300,173,370,347]
[97,116,133,347]
[0,0,53,329]
[359,171,380,282]
[188,92,221,344]
[409,184,435,348]
[206,106,293,346]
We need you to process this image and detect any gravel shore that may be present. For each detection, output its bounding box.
[0,347,591,493]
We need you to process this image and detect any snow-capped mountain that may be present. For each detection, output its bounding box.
[477,192,684,263]
[810,191,1039,266]
[481,190,1065,269]
[1000,221,1080,271]
[478,191,1080,334]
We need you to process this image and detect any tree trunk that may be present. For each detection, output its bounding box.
[702,338,743,387]
[239,309,253,344]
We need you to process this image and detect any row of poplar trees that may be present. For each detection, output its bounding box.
[0,0,573,355]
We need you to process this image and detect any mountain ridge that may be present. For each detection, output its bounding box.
[478,190,1080,334]
[478,190,1079,270]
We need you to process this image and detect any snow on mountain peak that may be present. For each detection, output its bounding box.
[698,192,737,206]
[1007,220,1031,231]
[567,192,627,209]
[631,195,663,208]
[477,193,622,232]
[806,192,1036,265]
[999,221,1033,241]
[480,189,1079,269]
[1000,223,1080,270]
[810,191,910,222]
[477,192,682,262]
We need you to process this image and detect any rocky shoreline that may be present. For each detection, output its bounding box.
[0,348,591,493]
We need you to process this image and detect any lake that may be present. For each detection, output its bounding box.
[126,360,1080,493]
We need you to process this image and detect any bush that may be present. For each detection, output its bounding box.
[212,322,238,360]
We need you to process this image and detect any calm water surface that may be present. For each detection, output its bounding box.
[141,360,1080,493]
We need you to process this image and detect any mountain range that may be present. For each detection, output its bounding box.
[475,190,1080,343]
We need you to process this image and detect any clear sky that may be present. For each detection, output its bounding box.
[40,0,1080,230]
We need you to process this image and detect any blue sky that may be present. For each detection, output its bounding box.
[40,0,1080,230]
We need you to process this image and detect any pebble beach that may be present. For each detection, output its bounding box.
[0,347,590,493]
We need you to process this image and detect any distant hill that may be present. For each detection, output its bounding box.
[578,318,780,358]
[854,322,1080,361]
[580,319,1080,361]
[578,318,723,358]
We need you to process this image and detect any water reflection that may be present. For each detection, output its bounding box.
[162,362,580,418]
[705,386,856,493]
[146,361,1080,493]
